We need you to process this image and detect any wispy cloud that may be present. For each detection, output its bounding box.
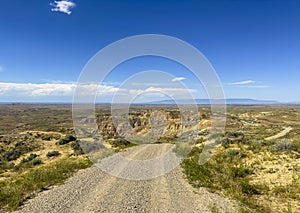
[131,82,162,86]
[0,82,197,102]
[144,86,196,96]
[41,79,76,84]
[239,85,270,88]
[171,77,186,82]
[228,80,270,89]
[230,80,256,85]
[0,66,3,72]
[110,86,197,103]
[50,0,76,15]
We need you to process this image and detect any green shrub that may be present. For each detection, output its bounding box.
[156,136,176,143]
[195,137,206,144]
[0,159,14,170]
[272,140,296,152]
[110,138,131,148]
[181,158,213,188]
[21,153,38,163]
[53,135,61,140]
[15,141,25,147]
[223,149,240,157]
[223,149,247,161]
[219,138,231,148]
[31,158,42,166]
[2,148,21,161]
[57,135,76,145]
[240,181,260,195]
[293,140,300,152]
[41,135,52,141]
[225,131,244,138]
[71,140,84,156]
[2,142,36,161]
[230,166,253,178]
[15,154,42,170]
[46,151,60,158]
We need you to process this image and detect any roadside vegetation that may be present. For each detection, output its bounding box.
[106,137,137,152]
[0,104,139,211]
[182,106,300,212]
[0,157,91,211]
[0,129,92,211]
[0,105,92,211]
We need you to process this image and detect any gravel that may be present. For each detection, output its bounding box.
[15,144,238,213]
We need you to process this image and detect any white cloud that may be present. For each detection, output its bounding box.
[228,80,270,88]
[230,80,256,85]
[0,82,74,96]
[239,85,270,88]
[171,77,186,82]
[0,82,117,97]
[50,0,76,15]
[131,82,162,86]
[41,79,76,84]
[144,87,195,96]
[0,82,197,103]
[109,86,197,103]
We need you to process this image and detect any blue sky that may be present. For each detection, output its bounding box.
[0,0,300,102]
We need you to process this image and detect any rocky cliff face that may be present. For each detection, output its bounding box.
[97,114,117,138]
[96,109,207,141]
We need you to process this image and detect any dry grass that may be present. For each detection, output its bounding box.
[0,157,92,211]
[182,106,300,212]
[1,104,300,212]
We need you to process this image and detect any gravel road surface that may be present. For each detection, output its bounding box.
[16,144,237,213]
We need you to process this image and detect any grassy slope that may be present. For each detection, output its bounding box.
[0,157,92,211]
[182,106,300,212]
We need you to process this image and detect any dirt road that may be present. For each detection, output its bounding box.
[265,126,293,141]
[16,144,237,213]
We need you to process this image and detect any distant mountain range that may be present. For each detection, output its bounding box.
[145,98,284,105]
[288,101,300,105]
[1,99,300,105]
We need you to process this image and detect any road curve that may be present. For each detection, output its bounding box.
[15,144,237,213]
[265,126,293,141]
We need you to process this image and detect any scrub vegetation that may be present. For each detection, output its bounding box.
[0,104,299,212]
